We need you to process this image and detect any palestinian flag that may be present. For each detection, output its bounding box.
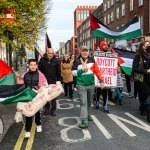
[35,47,43,62]
[0,86,37,104]
[0,59,37,104]
[90,14,142,40]
[114,48,136,75]
[0,59,15,85]
[45,33,52,52]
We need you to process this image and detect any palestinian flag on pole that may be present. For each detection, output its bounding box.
[114,48,136,76]
[0,86,37,104]
[90,14,142,40]
[0,59,15,85]
[45,33,52,52]
[35,47,43,62]
[0,59,37,104]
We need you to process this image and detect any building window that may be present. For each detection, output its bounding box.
[111,0,114,6]
[116,26,119,29]
[139,15,143,33]
[84,10,87,20]
[107,14,110,24]
[104,16,107,25]
[116,7,119,19]
[139,0,143,6]
[122,3,125,16]
[107,0,110,9]
[111,11,114,22]
[130,0,133,11]
[104,3,106,11]
[78,10,81,21]
[87,10,89,17]
[81,10,83,20]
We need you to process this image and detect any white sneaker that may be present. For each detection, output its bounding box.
[37,125,42,133]
[25,132,30,138]
[74,88,77,91]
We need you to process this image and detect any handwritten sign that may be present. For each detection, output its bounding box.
[94,52,118,87]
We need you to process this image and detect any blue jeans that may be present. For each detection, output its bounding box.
[115,88,122,101]
[77,85,95,122]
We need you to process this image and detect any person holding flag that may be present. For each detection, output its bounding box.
[16,59,48,138]
[72,46,103,129]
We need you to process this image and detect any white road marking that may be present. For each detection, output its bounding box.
[58,117,91,143]
[92,115,112,139]
[57,99,74,109]
[108,112,150,137]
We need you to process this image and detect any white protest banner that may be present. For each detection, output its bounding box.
[94,52,118,87]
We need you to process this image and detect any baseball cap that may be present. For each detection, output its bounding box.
[80,46,89,51]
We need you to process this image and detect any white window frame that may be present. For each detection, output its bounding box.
[111,0,114,6]
[139,15,143,34]
[107,14,110,24]
[104,16,107,25]
[107,0,110,9]
[104,3,106,11]
[139,0,143,6]
[111,11,114,22]
[116,7,119,19]
[122,3,125,16]
[130,0,133,11]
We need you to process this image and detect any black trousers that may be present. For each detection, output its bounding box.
[25,111,41,132]
[73,77,77,88]
[136,81,147,114]
[64,82,73,97]
[45,99,56,112]
[125,74,131,93]
[102,89,112,107]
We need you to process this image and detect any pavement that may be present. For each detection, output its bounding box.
[0,64,27,141]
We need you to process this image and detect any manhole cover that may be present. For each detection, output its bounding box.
[0,117,4,141]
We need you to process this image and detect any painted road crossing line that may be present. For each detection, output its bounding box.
[14,120,36,150]
[25,121,36,150]
[92,115,112,139]
[13,126,25,150]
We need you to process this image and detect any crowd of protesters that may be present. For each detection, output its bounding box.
[15,40,150,138]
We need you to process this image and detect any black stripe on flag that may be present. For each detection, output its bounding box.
[45,33,52,52]
[0,84,25,98]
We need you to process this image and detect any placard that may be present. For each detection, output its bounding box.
[94,52,118,87]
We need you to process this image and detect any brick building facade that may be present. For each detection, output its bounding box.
[101,0,149,50]
[77,4,103,52]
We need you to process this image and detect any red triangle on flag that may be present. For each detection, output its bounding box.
[94,43,98,50]
[110,48,125,65]
[90,14,100,32]
[0,59,13,79]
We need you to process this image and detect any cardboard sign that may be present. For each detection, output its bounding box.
[94,52,118,87]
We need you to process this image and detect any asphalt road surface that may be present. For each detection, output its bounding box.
[0,90,150,150]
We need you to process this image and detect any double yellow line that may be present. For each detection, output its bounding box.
[14,121,36,150]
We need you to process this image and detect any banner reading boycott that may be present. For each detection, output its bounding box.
[94,52,118,87]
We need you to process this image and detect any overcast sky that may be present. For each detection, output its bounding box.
[38,0,102,52]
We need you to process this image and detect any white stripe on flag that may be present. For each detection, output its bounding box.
[97,22,140,36]
[120,58,133,68]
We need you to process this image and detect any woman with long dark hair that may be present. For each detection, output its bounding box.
[132,41,150,120]
[61,55,73,98]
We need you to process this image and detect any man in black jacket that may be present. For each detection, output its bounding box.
[38,48,61,116]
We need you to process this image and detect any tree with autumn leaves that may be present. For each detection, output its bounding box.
[0,0,52,65]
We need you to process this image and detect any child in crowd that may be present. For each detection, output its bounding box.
[115,65,124,106]
[16,59,48,138]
